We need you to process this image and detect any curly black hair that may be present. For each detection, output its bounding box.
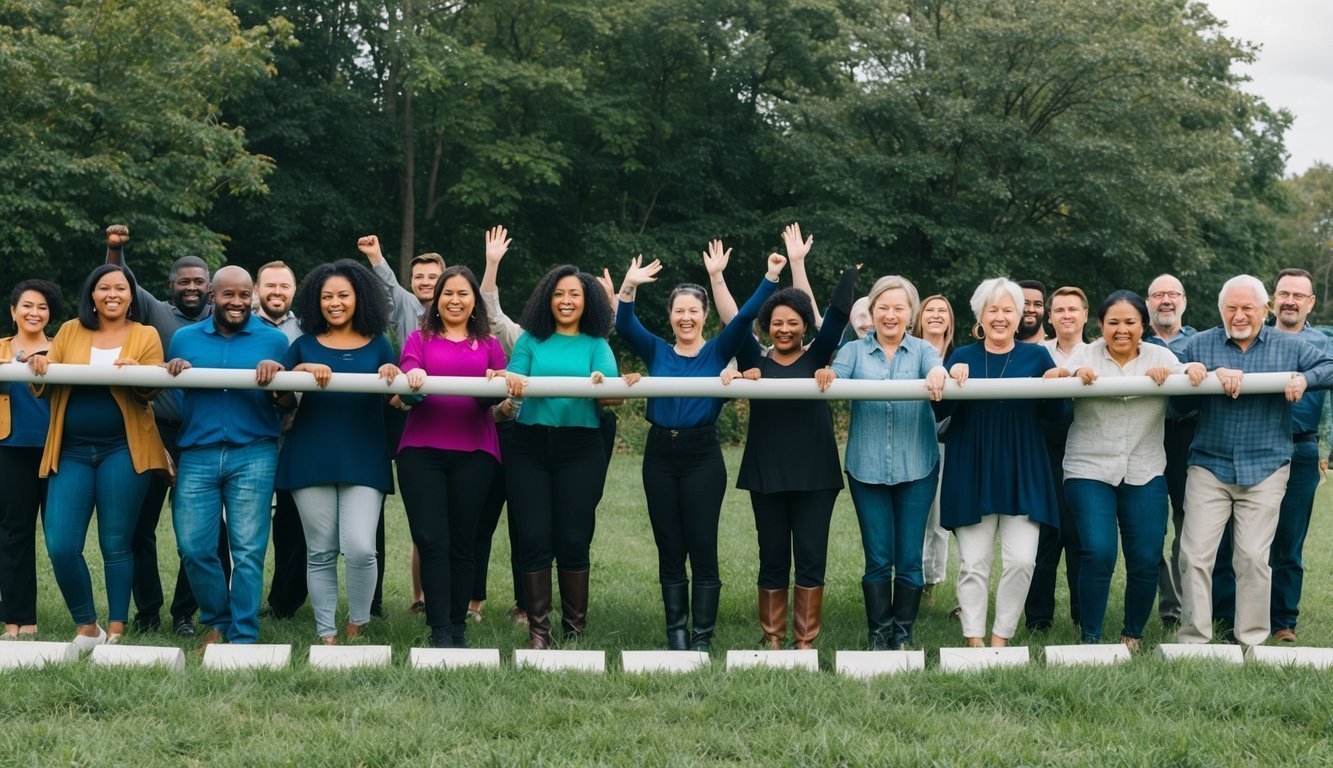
[517,265,613,340]
[77,264,142,329]
[293,259,390,338]
[758,287,817,342]
[9,279,63,331]
[420,265,492,341]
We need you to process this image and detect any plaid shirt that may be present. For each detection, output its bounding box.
[1175,325,1333,486]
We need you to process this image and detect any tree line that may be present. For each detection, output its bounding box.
[3,0,1329,333]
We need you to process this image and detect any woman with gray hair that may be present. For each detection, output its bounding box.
[935,277,1066,647]
[817,275,947,649]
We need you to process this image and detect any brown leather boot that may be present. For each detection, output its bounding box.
[792,585,824,650]
[758,587,788,650]
[558,568,589,641]
[521,570,553,650]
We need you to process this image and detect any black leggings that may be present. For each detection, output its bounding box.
[751,489,840,589]
[505,424,607,573]
[397,447,497,630]
[0,446,44,625]
[472,422,522,605]
[642,426,725,585]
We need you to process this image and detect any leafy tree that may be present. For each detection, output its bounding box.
[0,0,285,296]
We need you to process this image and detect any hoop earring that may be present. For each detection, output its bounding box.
[971,322,983,340]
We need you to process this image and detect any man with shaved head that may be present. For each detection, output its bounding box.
[163,266,291,648]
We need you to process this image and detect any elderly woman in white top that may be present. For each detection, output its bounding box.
[1045,290,1206,649]
[817,276,946,650]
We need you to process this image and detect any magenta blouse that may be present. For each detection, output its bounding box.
[397,331,507,461]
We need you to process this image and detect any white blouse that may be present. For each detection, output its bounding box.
[1061,339,1185,486]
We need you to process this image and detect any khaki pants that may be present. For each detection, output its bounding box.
[1178,465,1288,646]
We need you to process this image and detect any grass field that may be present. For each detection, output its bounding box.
[2,446,1331,766]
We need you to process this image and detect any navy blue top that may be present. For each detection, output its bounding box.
[64,387,125,446]
[616,276,778,429]
[1287,323,1328,436]
[2,381,50,448]
[934,341,1065,530]
[169,314,291,450]
[276,334,395,492]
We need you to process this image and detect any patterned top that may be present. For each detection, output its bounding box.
[1175,325,1333,486]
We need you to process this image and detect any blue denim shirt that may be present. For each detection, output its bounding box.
[1174,324,1333,486]
[832,333,943,485]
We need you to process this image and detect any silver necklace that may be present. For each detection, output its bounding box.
[984,348,1012,378]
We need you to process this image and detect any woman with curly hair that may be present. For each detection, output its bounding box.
[734,263,858,650]
[396,265,507,648]
[500,265,618,650]
[277,259,401,645]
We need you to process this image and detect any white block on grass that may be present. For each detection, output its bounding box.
[835,650,925,679]
[202,644,292,671]
[514,649,605,672]
[1245,645,1333,670]
[725,649,819,672]
[938,646,1030,672]
[1154,643,1244,664]
[410,648,501,670]
[307,645,392,670]
[0,641,80,670]
[621,650,709,674]
[1044,644,1131,667]
[89,645,186,672]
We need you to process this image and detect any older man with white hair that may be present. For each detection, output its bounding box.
[1174,275,1333,647]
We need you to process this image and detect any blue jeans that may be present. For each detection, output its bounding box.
[846,467,938,587]
[44,442,153,625]
[1066,476,1167,642]
[174,441,277,643]
[1213,441,1320,631]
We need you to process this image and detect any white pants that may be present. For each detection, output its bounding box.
[955,514,1041,639]
[922,445,952,584]
[1179,465,1288,647]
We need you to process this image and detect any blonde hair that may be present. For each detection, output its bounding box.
[866,275,921,322]
[913,294,955,354]
[1050,285,1089,310]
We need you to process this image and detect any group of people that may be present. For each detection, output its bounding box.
[1,221,1328,656]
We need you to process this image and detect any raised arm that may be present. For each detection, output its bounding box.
[713,252,786,356]
[783,222,821,328]
[357,234,417,309]
[478,226,523,355]
[702,239,739,325]
[804,265,859,364]
[614,256,665,361]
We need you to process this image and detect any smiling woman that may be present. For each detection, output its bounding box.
[25,264,169,650]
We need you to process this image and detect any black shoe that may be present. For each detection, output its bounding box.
[1026,619,1053,633]
[131,614,161,633]
[429,626,454,649]
[370,602,384,619]
[172,617,196,637]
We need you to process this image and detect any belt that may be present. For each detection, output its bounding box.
[1294,432,1317,444]
[649,424,715,439]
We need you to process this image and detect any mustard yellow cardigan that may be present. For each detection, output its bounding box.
[34,319,170,477]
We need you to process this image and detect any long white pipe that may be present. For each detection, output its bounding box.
[0,363,1300,400]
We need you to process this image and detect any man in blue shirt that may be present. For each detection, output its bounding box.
[1175,275,1333,648]
[165,266,290,647]
[1211,268,1328,644]
[1144,274,1198,628]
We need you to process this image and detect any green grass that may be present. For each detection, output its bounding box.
[2,446,1332,766]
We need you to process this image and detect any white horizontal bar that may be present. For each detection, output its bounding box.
[514,649,605,672]
[1154,644,1245,664]
[621,650,710,674]
[835,650,926,678]
[725,649,819,671]
[0,364,1299,401]
[409,648,501,669]
[1244,645,1333,669]
[0,641,80,670]
[938,646,1030,672]
[89,645,186,672]
[202,644,292,671]
[1044,644,1131,667]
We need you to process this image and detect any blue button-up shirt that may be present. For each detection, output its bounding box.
[831,333,943,485]
[1175,324,1333,486]
[1146,325,1197,363]
[168,314,292,450]
[1285,323,1328,436]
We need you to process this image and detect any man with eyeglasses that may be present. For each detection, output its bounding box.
[1211,268,1327,643]
[1144,274,1197,630]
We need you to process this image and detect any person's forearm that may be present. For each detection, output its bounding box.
[711,273,739,325]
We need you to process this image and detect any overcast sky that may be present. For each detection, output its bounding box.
[1203,0,1331,177]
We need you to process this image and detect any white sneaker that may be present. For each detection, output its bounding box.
[71,626,107,652]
